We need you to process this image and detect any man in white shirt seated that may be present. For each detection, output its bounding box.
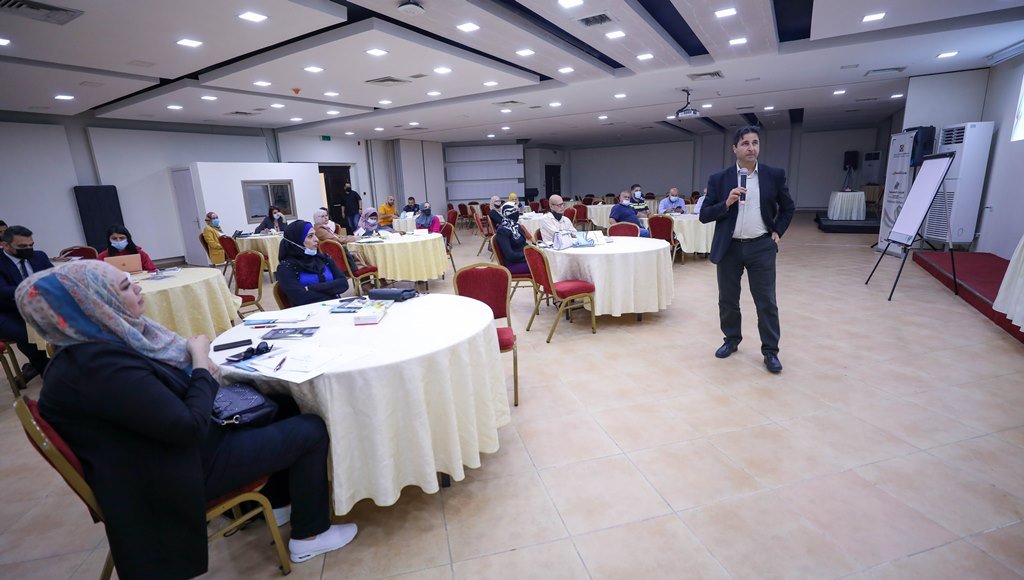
[658,188,687,214]
[693,189,708,214]
[537,195,576,242]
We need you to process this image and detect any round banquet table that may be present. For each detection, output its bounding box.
[518,214,547,239]
[827,190,866,221]
[235,233,283,272]
[347,232,447,281]
[543,237,674,317]
[994,232,1024,329]
[210,294,510,514]
[642,215,716,254]
[587,204,614,229]
[393,216,417,233]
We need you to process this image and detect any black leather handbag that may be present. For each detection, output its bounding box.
[368,288,419,301]
[211,383,278,427]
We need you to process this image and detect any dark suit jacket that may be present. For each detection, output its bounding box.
[699,164,795,264]
[0,250,53,316]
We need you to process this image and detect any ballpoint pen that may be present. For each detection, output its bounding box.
[273,356,287,372]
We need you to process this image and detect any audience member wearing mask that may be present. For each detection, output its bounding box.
[488,196,503,229]
[658,188,687,214]
[256,206,288,234]
[318,207,340,235]
[415,203,442,233]
[628,184,649,214]
[312,209,357,245]
[342,183,361,234]
[494,202,530,275]
[609,191,651,237]
[537,195,576,241]
[0,224,53,382]
[277,221,349,306]
[354,209,381,237]
[201,212,225,265]
[402,197,420,214]
[508,192,525,212]
[97,225,157,271]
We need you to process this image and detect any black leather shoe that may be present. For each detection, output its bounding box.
[715,342,738,359]
[20,363,39,387]
[763,353,783,374]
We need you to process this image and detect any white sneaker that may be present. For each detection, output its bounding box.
[271,506,291,527]
[288,523,358,563]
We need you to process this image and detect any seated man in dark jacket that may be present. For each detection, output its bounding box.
[0,225,53,382]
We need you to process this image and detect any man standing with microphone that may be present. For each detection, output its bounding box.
[700,126,795,373]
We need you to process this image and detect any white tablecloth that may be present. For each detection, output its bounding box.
[588,204,614,229]
[543,238,674,317]
[393,217,418,233]
[994,233,1024,329]
[236,234,282,272]
[640,215,715,253]
[348,232,447,281]
[518,214,547,239]
[827,190,866,221]
[212,294,510,514]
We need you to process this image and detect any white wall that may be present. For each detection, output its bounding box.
[762,128,792,177]
[277,133,370,194]
[397,139,448,210]
[87,127,269,260]
[191,162,323,235]
[904,69,989,131]
[568,141,695,198]
[422,141,446,212]
[524,148,567,197]
[0,122,83,256]
[977,55,1024,258]
[698,133,726,191]
[794,128,877,208]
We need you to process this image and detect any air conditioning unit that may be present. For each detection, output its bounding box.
[923,122,993,244]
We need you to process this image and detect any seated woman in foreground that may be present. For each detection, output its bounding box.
[277,221,350,306]
[494,202,530,275]
[97,225,157,271]
[18,261,357,579]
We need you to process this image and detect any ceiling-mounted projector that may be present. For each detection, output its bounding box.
[673,89,699,120]
[397,1,425,15]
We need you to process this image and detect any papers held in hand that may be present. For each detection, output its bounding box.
[260,327,319,340]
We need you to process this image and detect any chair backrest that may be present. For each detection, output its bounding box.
[218,236,240,260]
[59,246,98,260]
[608,222,640,237]
[644,192,656,200]
[648,215,674,243]
[319,239,348,274]
[453,263,512,323]
[529,201,540,213]
[440,222,455,250]
[233,250,265,292]
[272,282,291,309]
[458,203,470,217]
[540,199,550,211]
[563,207,577,223]
[198,233,210,254]
[523,246,553,294]
[519,224,534,243]
[474,213,492,236]
[574,204,589,222]
[447,203,454,212]
[468,200,479,206]
[15,398,103,521]
[447,209,459,225]
[490,235,507,267]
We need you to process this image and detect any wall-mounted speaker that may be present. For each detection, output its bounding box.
[844,150,859,170]
[908,126,936,167]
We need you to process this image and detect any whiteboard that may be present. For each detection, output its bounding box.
[887,153,954,246]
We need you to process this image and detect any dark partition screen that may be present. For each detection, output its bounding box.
[73,186,124,250]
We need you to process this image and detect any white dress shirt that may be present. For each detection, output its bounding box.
[733,164,768,239]
[537,212,576,242]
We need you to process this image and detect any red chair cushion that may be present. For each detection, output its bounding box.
[510,272,533,281]
[553,280,594,298]
[496,327,516,351]
[353,266,378,277]
[238,294,257,303]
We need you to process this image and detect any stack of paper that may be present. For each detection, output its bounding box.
[243,312,311,325]
[354,300,394,325]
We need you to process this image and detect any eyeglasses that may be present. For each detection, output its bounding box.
[550,202,565,207]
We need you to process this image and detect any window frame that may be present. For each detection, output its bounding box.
[241,180,297,225]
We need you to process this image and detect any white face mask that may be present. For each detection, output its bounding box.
[274,213,283,220]
[368,219,378,226]
[669,195,678,201]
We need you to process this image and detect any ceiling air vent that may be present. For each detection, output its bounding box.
[126,60,156,68]
[855,97,878,102]
[735,106,755,110]
[365,76,411,86]
[405,126,428,131]
[577,13,612,27]
[844,109,862,113]
[864,66,906,77]
[494,100,525,107]
[528,105,543,109]
[687,71,724,81]
[408,73,428,79]
[225,111,259,116]
[0,0,82,25]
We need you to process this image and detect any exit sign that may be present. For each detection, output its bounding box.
[320,135,332,141]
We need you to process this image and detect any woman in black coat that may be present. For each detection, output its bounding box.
[276,220,349,306]
[255,206,288,233]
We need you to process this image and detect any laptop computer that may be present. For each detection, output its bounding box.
[104,253,143,274]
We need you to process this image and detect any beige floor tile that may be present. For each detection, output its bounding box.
[846,357,950,396]
[561,373,659,412]
[0,493,105,565]
[441,472,566,562]
[929,436,1024,500]
[509,384,586,425]
[909,385,1024,433]
[388,565,453,580]
[591,402,700,452]
[848,398,981,449]
[856,452,1024,536]
[728,380,832,421]
[997,426,1024,448]
[463,425,535,482]
[970,522,1024,576]
[776,472,956,568]
[661,390,772,436]
[205,519,322,579]
[69,542,114,580]
[321,488,449,580]
[539,455,671,535]
[780,411,917,469]
[710,424,845,486]
[629,439,762,511]
[873,540,1019,580]
[681,491,859,579]
[573,515,729,579]
[516,414,620,469]
[0,551,91,580]
[452,539,587,579]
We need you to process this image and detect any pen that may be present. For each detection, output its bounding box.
[252,325,276,328]
[273,356,287,372]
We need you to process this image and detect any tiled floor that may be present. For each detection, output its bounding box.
[2,213,1023,579]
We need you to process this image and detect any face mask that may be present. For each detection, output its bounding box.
[211,219,220,227]
[621,199,630,205]
[111,240,128,251]
[368,219,378,226]
[274,213,283,220]
[669,195,678,201]
[13,248,33,260]
[552,211,563,221]
[507,211,520,223]
[422,208,431,215]
[303,247,317,256]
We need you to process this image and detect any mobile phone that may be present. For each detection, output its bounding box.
[213,339,252,352]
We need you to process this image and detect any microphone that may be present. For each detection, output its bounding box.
[739,168,748,205]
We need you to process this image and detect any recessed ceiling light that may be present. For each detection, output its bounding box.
[344,131,355,135]
[176,38,202,48]
[253,81,272,87]
[666,115,675,120]
[891,93,904,99]
[549,101,562,107]
[558,0,583,7]
[290,117,303,122]
[0,38,10,46]
[729,37,747,46]
[433,66,452,74]
[54,94,75,100]
[238,11,267,22]
[483,81,498,87]
[456,22,479,32]
[166,104,183,110]
[323,91,339,97]
[937,51,958,58]
[558,66,574,74]
[862,12,885,22]
[833,89,846,95]
[487,134,495,138]
[501,126,510,130]
[763,106,774,110]
[614,93,626,99]
[605,30,625,39]
[409,121,420,126]
[201,95,218,101]
[715,8,737,18]
[365,48,388,56]
[304,66,324,73]
[597,115,608,120]
[270,103,285,108]
[327,110,340,115]
[427,91,442,96]
[516,49,535,57]
[500,108,512,113]
[702,103,712,108]
[636,53,654,61]
[374,127,384,131]
[378,100,392,105]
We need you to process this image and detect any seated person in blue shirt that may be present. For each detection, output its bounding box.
[402,197,420,214]
[658,187,687,214]
[276,221,349,306]
[609,191,651,237]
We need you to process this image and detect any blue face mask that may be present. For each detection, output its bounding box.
[111,240,128,251]
[211,219,220,227]
[303,247,317,256]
